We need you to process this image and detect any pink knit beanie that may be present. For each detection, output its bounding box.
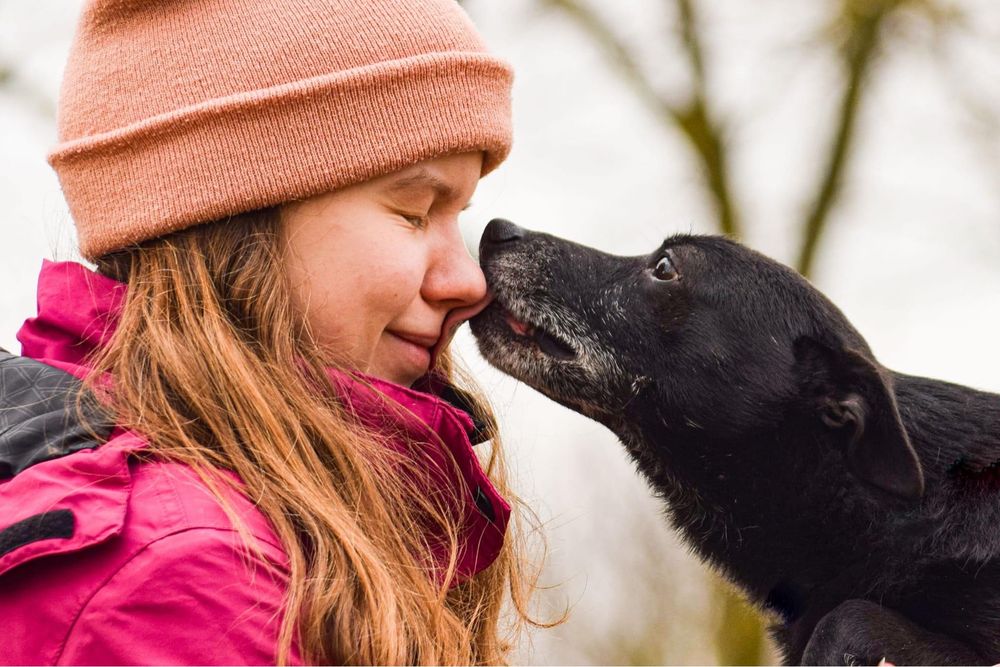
[48,0,513,261]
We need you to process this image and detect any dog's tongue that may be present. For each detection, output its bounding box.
[430,294,494,369]
[505,312,532,337]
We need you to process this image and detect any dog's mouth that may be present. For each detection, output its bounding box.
[503,309,578,360]
[475,298,579,362]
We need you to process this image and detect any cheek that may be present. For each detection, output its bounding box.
[357,260,425,322]
[283,225,426,365]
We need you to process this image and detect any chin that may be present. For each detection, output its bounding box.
[368,364,421,388]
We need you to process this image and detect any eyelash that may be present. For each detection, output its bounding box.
[402,214,428,229]
[399,201,472,230]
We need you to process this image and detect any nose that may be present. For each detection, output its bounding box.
[482,218,524,245]
[422,223,488,310]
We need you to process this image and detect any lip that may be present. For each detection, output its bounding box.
[430,293,495,368]
[386,330,434,373]
[389,331,439,349]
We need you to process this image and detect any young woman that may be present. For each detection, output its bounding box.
[0,1,540,664]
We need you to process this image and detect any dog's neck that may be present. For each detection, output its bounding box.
[614,418,865,599]
[616,397,926,602]
[615,370,1000,639]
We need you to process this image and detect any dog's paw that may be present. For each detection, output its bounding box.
[801,600,884,665]
[801,599,983,666]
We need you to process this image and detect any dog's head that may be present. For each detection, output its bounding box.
[471,219,924,501]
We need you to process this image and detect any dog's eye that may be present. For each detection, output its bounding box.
[652,255,679,281]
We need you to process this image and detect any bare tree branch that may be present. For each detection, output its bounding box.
[541,0,740,238]
[673,0,739,238]
[541,0,673,121]
[795,0,910,277]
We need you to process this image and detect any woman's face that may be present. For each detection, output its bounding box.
[279,152,488,387]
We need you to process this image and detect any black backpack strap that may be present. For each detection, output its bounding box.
[0,348,114,479]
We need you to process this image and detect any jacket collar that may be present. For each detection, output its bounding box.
[7,260,508,583]
[18,260,126,379]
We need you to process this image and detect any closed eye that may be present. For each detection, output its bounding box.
[404,214,427,229]
[399,200,471,230]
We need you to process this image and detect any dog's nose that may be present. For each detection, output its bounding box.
[482,218,524,245]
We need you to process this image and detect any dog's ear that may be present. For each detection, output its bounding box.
[794,336,924,501]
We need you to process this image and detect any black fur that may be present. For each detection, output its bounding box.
[470,220,1000,665]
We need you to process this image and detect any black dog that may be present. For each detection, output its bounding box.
[470,219,1000,665]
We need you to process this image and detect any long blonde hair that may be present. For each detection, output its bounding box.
[82,208,544,664]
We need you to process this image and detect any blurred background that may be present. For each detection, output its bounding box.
[2,0,998,663]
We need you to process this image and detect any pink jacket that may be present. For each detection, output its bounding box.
[0,260,509,665]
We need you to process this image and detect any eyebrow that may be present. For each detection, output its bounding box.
[385,169,460,202]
